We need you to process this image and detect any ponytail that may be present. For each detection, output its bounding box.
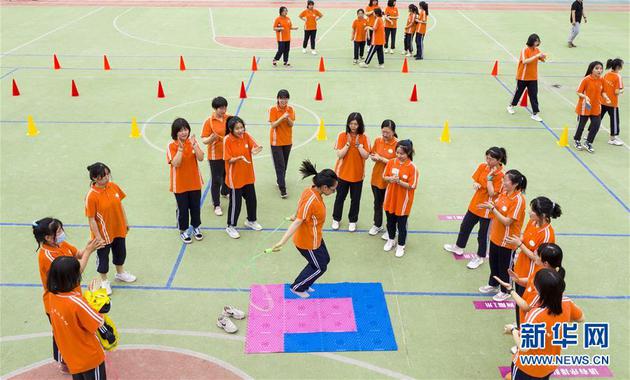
[381,119,398,138]
[539,243,565,279]
[485,146,507,165]
[32,217,63,251]
[299,160,338,188]
[606,58,624,71]
[530,196,562,221]
[87,162,111,185]
[505,169,527,193]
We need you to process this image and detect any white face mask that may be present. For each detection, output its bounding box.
[55,231,66,244]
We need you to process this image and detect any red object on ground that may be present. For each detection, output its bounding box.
[318,57,325,72]
[71,80,79,97]
[179,55,186,71]
[53,54,61,70]
[315,83,323,101]
[251,56,258,71]
[103,55,111,70]
[520,88,528,107]
[12,79,20,96]
[410,84,418,102]
[157,81,165,98]
[239,81,247,99]
[402,58,409,73]
[491,60,498,76]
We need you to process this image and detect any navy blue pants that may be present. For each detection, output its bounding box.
[291,240,330,292]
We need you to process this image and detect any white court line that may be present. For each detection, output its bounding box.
[317,9,351,43]
[1,7,104,56]
[0,329,413,379]
[456,10,516,62]
[388,264,412,370]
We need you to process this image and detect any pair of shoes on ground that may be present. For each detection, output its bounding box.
[100,272,137,295]
[506,105,543,122]
[180,227,203,244]
[331,220,358,232]
[302,48,317,55]
[225,220,263,239]
[443,244,485,269]
[217,305,246,334]
[574,139,595,153]
[479,285,512,301]
[383,239,406,258]
[290,286,316,299]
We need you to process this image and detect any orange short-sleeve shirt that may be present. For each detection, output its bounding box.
[167,139,204,194]
[384,6,398,28]
[299,8,322,30]
[603,71,623,108]
[365,5,380,26]
[293,187,327,250]
[274,16,292,42]
[404,13,416,34]
[489,191,526,249]
[201,112,229,160]
[38,242,80,314]
[49,291,105,374]
[370,137,398,189]
[515,299,584,378]
[372,17,385,45]
[468,163,505,218]
[516,46,544,81]
[383,158,419,216]
[352,18,368,41]
[85,182,127,244]
[269,104,295,146]
[513,221,555,278]
[224,132,259,189]
[334,132,370,183]
[576,75,606,116]
[416,10,427,34]
[520,264,543,323]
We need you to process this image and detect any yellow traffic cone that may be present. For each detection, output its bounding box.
[129,117,141,138]
[26,115,40,136]
[440,120,451,143]
[316,118,327,141]
[557,125,569,147]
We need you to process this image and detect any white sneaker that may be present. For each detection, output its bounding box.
[381,231,390,240]
[331,220,340,230]
[311,50,317,55]
[214,206,223,216]
[405,52,412,57]
[101,280,112,295]
[115,272,136,283]
[384,239,396,251]
[348,222,357,232]
[510,345,518,354]
[222,305,246,320]
[217,315,238,333]
[443,243,464,256]
[493,291,511,301]
[395,245,406,257]
[193,227,203,241]
[226,226,240,239]
[302,48,307,53]
[368,225,384,236]
[401,50,406,55]
[244,220,262,231]
[608,137,624,146]
[359,62,368,68]
[467,256,484,269]
[307,287,315,292]
[507,105,515,114]
[531,113,543,122]
[290,288,310,298]
[479,285,499,294]
[353,59,358,64]
[180,230,192,244]
[378,64,385,69]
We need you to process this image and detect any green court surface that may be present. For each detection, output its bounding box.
[1,2,629,379]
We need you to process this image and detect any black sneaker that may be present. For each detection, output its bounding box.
[584,141,594,153]
[193,227,203,241]
[574,140,583,151]
[180,230,192,244]
[280,191,288,199]
[283,62,291,67]
[272,60,278,66]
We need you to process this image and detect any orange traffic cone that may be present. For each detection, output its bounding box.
[251,56,258,71]
[520,88,529,107]
[71,80,79,97]
[157,81,165,98]
[491,60,498,76]
[12,79,20,96]
[103,55,111,70]
[409,84,418,102]
[402,57,409,73]
[315,83,323,101]
[179,56,186,71]
[318,57,325,72]
[239,81,247,99]
[53,54,61,70]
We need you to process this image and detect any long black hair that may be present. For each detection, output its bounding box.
[505,169,527,193]
[485,146,507,165]
[530,197,562,222]
[584,61,603,77]
[534,268,565,316]
[539,243,565,279]
[47,256,82,294]
[374,7,383,17]
[346,112,365,134]
[32,217,63,251]
[299,160,338,188]
[408,4,418,14]
[396,139,414,160]
[87,162,111,185]
[606,58,624,71]
[381,119,398,138]
[419,1,428,15]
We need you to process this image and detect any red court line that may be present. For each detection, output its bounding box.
[1,0,628,11]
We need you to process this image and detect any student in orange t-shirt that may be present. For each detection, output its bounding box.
[360,7,386,67]
[32,218,103,372]
[223,116,263,239]
[573,61,612,152]
[48,256,108,379]
[382,140,419,258]
[269,89,296,198]
[368,120,398,237]
[201,96,230,216]
[364,0,381,46]
[507,34,547,121]
[413,1,428,60]
[85,162,136,295]
[478,169,527,301]
[403,4,418,57]
[351,9,368,64]
[443,147,507,270]
[273,6,299,67]
[383,0,399,54]
[167,118,205,244]
[601,58,625,146]
[332,112,370,232]
[299,0,323,54]
[272,160,338,298]
[504,269,584,380]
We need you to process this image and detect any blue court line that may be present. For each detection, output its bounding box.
[0,68,18,80]
[164,57,260,288]
[1,222,628,237]
[493,76,630,214]
[1,282,627,300]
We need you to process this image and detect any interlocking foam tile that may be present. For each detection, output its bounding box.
[246,282,397,353]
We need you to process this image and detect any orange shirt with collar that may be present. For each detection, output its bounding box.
[274,16,293,42]
[516,46,545,81]
[38,242,81,314]
[49,291,105,374]
[85,182,127,244]
[269,104,296,146]
[167,139,204,194]
[576,75,606,116]
[383,158,419,216]
[370,136,398,189]
[223,132,259,189]
[489,190,526,249]
[365,5,381,26]
[468,163,505,218]
[352,17,368,41]
[416,9,427,34]
[293,187,327,250]
[404,13,416,34]
[334,132,370,183]
[513,221,555,279]
[603,71,623,108]
[299,8,322,30]
[372,17,385,45]
[201,112,230,160]
[384,6,398,28]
